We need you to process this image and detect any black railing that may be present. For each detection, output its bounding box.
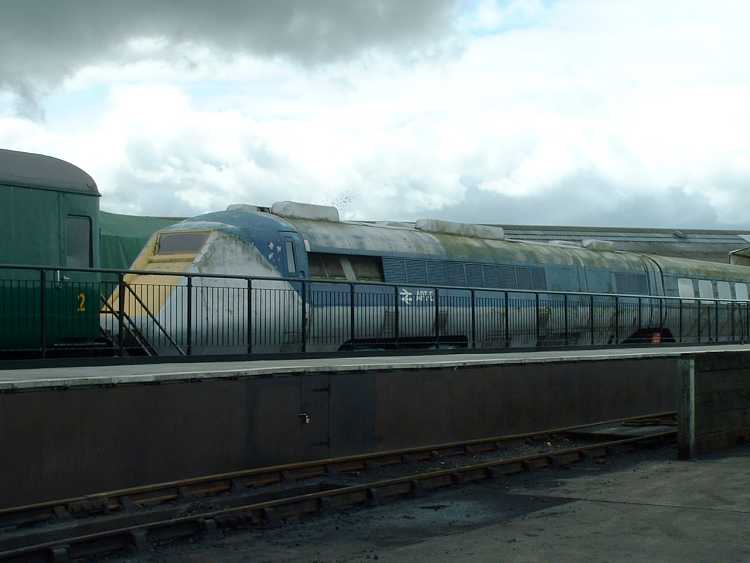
[0,263,748,359]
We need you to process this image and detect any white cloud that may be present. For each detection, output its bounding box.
[2,0,750,227]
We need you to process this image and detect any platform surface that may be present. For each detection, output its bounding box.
[119,444,750,563]
[1,343,749,391]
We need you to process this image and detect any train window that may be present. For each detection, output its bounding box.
[65,215,92,268]
[285,240,296,273]
[735,283,749,301]
[698,279,714,300]
[350,255,384,282]
[586,269,612,293]
[309,253,346,280]
[157,232,209,254]
[615,272,649,295]
[677,278,695,299]
[546,265,579,291]
[717,281,731,300]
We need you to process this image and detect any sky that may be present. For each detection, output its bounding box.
[1,0,750,227]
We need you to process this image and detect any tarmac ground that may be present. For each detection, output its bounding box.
[113,443,750,563]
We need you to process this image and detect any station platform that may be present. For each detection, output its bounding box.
[3,344,743,509]
[3,343,750,391]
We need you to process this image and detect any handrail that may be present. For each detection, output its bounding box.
[0,262,748,304]
[122,282,185,356]
[100,295,155,357]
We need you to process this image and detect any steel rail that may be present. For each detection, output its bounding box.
[0,411,675,530]
[0,428,676,562]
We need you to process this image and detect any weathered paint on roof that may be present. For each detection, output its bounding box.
[0,148,99,195]
[285,217,651,273]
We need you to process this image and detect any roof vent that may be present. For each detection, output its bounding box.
[582,239,616,251]
[548,240,581,247]
[415,219,505,240]
[226,204,270,213]
[271,201,340,222]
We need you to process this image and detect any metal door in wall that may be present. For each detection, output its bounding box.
[299,374,331,460]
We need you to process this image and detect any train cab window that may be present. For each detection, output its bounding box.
[717,281,731,300]
[735,283,749,301]
[698,279,714,300]
[677,278,695,299]
[65,215,92,268]
[157,232,209,254]
[285,241,296,273]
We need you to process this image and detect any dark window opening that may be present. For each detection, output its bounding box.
[615,272,649,295]
[309,253,346,280]
[309,253,384,282]
[349,255,384,281]
[157,232,209,255]
[66,215,92,268]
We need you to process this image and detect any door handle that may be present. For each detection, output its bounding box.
[297,412,311,424]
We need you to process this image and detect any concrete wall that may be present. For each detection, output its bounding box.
[678,353,750,458]
[0,358,678,508]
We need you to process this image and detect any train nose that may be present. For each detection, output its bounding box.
[106,230,211,324]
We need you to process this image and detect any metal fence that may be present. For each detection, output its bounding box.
[1,263,749,359]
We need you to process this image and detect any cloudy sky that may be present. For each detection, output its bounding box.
[1,0,749,227]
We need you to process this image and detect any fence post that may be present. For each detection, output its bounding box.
[678,298,683,343]
[589,294,595,346]
[535,293,540,346]
[563,293,569,346]
[394,285,400,344]
[247,278,253,355]
[117,273,125,356]
[715,299,719,342]
[659,297,664,328]
[504,291,510,348]
[697,298,702,343]
[614,295,619,344]
[186,276,192,356]
[350,283,355,346]
[637,296,642,332]
[40,269,47,358]
[470,289,476,349]
[301,280,307,353]
[434,287,440,346]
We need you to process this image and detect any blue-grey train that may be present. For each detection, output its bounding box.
[111,201,750,354]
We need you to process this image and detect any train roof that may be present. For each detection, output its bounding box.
[489,224,750,263]
[0,148,99,196]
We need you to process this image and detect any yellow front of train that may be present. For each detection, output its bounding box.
[104,229,213,354]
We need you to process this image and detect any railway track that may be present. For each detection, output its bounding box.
[0,413,675,562]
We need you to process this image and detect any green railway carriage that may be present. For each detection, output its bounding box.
[0,148,101,352]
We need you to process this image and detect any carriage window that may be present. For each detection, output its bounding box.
[65,215,92,268]
[309,253,346,280]
[717,281,731,300]
[157,232,209,254]
[677,278,695,299]
[285,240,296,273]
[698,279,714,300]
[735,283,749,301]
[349,255,384,282]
